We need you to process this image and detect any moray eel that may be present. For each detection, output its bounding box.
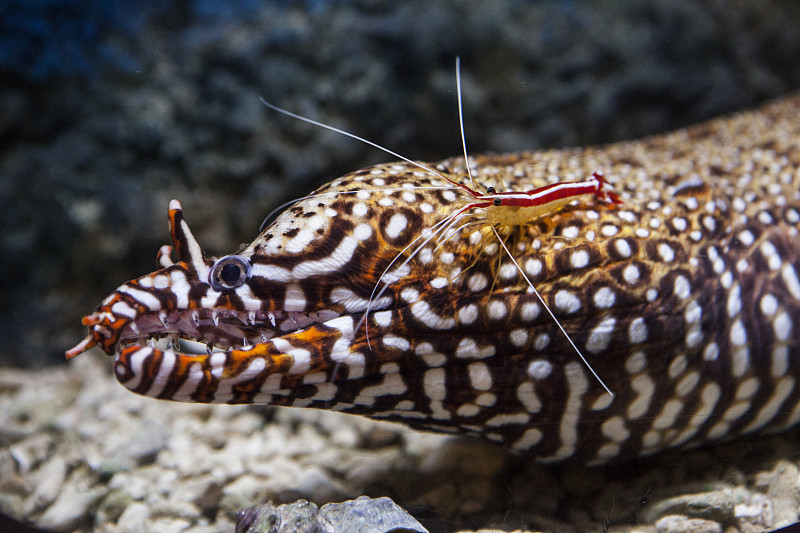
[67,93,800,464]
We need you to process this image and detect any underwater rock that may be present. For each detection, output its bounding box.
[235,496,428,533]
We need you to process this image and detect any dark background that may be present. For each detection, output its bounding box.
[3,0,800,367]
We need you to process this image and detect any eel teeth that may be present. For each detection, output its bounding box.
[248,311,256,326]
[267,312,276,328]
[242,337,250,347]
[129,322,140,334]
[169,334,181,351]
[191,310,200,327]
[212,311,219,326]
[159,311,169,328]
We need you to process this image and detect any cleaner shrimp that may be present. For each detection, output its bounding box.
[260,58,621,396]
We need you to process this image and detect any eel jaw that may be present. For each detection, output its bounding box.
[113,306,342,355]
[67,299,343,359]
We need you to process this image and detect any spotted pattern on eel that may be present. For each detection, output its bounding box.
[67,93,800,464]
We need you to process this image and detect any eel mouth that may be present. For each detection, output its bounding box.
[118,307,342,353]
[67,306,343,358]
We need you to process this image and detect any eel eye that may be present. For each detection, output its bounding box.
[486,186,496,194]
[209,255,252,291]
[493,198,502,207]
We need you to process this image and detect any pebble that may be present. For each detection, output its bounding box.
[101,419,168,471]
[293,466,350,503]
[654,515,722,533]
[640,487,736,524]
[24,456,67,513]
[734,492,774,531]
[8,433,53,474]
[149,517,193,533]
[108,468,161,501]
[753,460,800,527]
[170,475,224,512]
[36,485,105,532]
[95,489,134,525]
[114,502,150,533]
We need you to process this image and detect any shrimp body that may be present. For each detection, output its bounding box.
[457,172,622,227]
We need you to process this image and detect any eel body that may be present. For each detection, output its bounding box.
[68,93,800,464]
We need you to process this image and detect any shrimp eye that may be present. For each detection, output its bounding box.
[209,255,252,291]
[486,186,496,194]
[493,198,502,207]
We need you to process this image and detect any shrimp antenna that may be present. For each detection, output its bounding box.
[456,56,477,191]
[259,97,478,198]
